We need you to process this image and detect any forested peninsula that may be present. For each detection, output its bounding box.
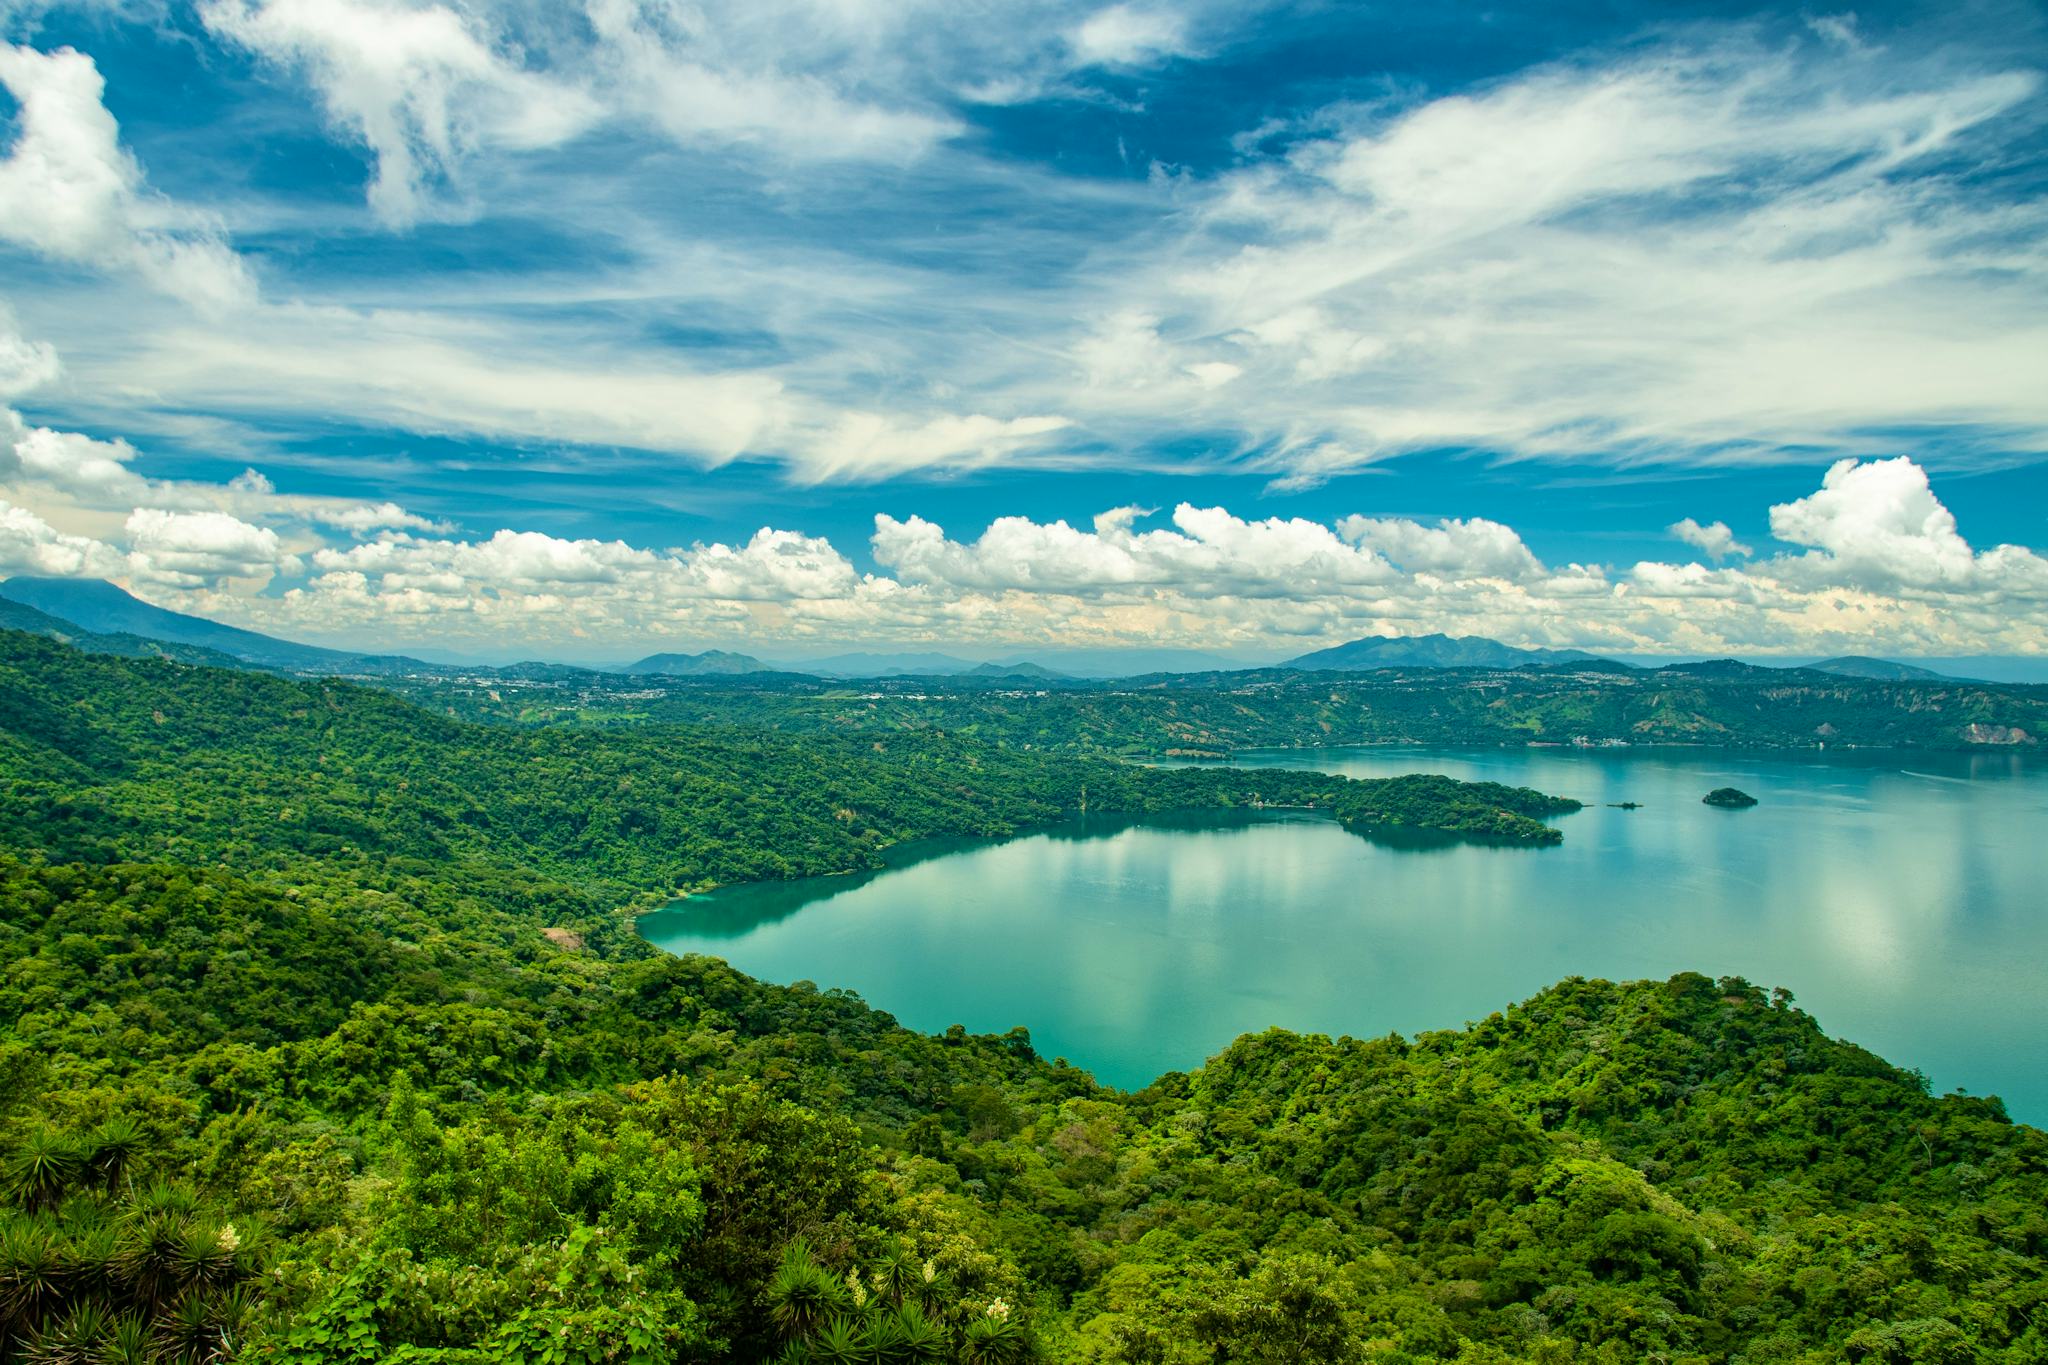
[1,629,2043,1363]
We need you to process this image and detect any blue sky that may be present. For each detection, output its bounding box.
[0,0,2044,662]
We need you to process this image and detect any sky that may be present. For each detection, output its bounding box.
[0,0,2044,664]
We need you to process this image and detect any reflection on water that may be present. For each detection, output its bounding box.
[660,809,1521,940]
[638,746,2048,1124]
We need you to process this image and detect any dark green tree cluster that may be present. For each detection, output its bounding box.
[0,629,2042,1362]
[1,1120,261,1362]
[414,662,2048,755]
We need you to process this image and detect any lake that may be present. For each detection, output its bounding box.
[638,746,2048,1124]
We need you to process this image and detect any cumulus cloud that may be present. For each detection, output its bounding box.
[3,452,2032,658]
[0,44,254,309]
[1,408,148,502]
[1338,516,1544,580]
[1768,456,2048,595]
[123,508,298,587]
[875,503,1398,597]
[0,498,123,578]
[1669,518,1752,561]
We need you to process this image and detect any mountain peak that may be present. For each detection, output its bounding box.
[1283,633,1613,673]
[626,649,772,676]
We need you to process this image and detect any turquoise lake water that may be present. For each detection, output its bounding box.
[637,746,2048,1124]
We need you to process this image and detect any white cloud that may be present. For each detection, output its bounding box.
[1070,5,1192,66]
[0,452,2027,658]
[123,507,298,587]
[0,312,60,398]
[875,503,1399,597]
[1768,455,2048,595]
[1,407,147,501]
[130,307,788,464]
[0,497,123,578]
[1669,517,1752,560]
[1338,516,1545,580]
[1097,35,2048,479]
[200,0,599,226]
[584,0,960,163]
[805,412,1072,481]
[0,44,254,308]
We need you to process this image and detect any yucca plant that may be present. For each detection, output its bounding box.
[911,1260,953,1321]
[865,1311,912,1365]
[6,1130,85,1214]
[57,1211,121,1303]
[99,1311,153,1365]
[169,1224,239,1295]
[892,1302,948,1364]
[871,1250,919,1308]
[960,1309,1029,1365]
[0,1217,65,1334]
[766,1240,846,1343]
[23,1296,109,1365]
[114,1210,186,1314]
[126,1184,198,1224]
[80,1121,146,1196]
[808,1315,866,1365]
[152,1287,231,1364]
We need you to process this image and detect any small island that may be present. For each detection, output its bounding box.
[1703,786,1759,808]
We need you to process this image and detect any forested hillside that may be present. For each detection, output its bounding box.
[389,663,2048,755]
[0,630,2042,1363]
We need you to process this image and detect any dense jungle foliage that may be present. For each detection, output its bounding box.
[382,662,2048,756]
[0,629,2043,1363]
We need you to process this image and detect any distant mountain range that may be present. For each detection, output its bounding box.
[788,651,977,676]
[1285,633,1609,672]
[1802,655,1954,682]
[627,650,774,676]
[0,577,425,674]
[0,579,1996,688]
[790,651,1067,679]
[960,660,1067,680]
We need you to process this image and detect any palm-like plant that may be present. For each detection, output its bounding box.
[766,1240,846,1342]
[154,1288,231,1364]
[169,1224,238,1296]
[58,1216,121,1302]
[872,1250,919,1308]
[808,1316,866,1365]
[5,1131,84,1214]
[0,1126,260,1365]
[864,1311,911,1365]
[911,1260,953,1320]
[0,1217,64,1333]
[101,1311,152,1365]
[892,1302,948,1364]
[960,1311,1029,1365]
[114,1211,185,1314]
[80,1121,145,1196]
[23,1297,108,1364]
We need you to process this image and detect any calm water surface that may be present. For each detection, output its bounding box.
[639,747,2048,1123]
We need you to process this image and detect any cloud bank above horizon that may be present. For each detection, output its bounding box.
[0,0,2043,657]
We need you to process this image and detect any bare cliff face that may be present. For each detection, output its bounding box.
[1964,723,2034,745]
